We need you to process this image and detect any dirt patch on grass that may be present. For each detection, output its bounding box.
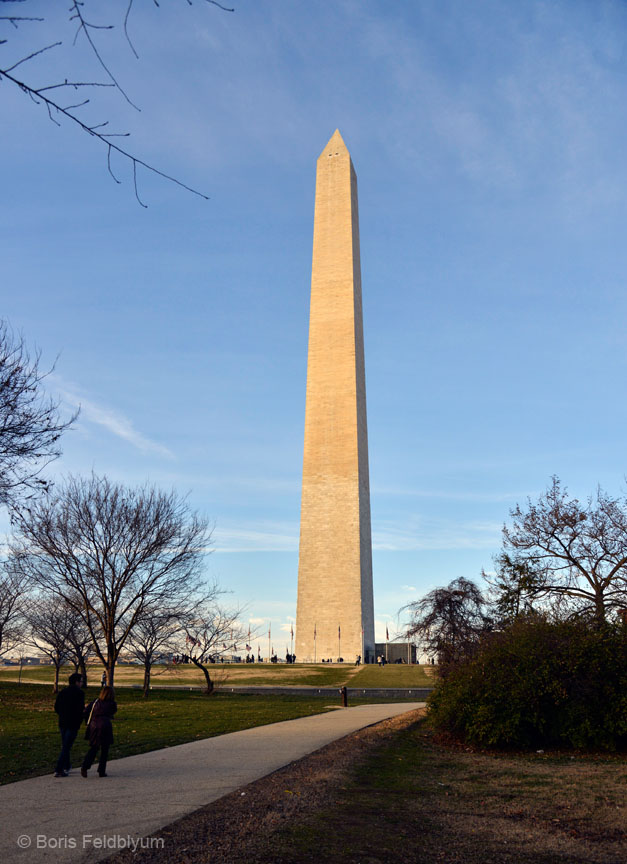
[105,710,625,864]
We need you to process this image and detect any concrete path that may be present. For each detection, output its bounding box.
[0,702,424,864]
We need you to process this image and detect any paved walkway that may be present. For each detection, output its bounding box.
[0,702,424,864]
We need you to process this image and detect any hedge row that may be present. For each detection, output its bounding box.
[428,619,627,750]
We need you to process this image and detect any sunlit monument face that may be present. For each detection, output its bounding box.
[295,130,375,664]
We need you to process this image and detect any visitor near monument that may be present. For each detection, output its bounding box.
[53,672,85,778]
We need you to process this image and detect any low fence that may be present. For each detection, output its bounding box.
[135,685,433,698]
[212,686,433,699]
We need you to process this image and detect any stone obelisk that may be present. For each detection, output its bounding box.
[295,130,375,664]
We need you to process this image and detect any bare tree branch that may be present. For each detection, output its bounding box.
[3,40,61,72]
[0,321,77,506]
[1,65,210,200]
[403,578,491,671]
[0,563,31,657]
[180,602,247,694]
[0,0,235,201]
[500,476,627,625]
[69,1,138,109]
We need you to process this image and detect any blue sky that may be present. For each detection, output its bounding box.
[4,0,627,656]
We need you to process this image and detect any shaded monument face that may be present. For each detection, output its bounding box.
[295,130,375,664]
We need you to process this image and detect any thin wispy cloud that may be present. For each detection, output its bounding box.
[373,519,502,552]
[53,379,174,459]
[372,485,522,503]
[214,522,299,553]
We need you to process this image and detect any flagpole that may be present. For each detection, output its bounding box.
[314,623,317,663]
[338,624,341,662]
[268,624,271,662]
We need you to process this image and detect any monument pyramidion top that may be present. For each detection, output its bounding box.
[318,128,352,163]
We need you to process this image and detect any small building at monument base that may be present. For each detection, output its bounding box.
[374,642,417,664]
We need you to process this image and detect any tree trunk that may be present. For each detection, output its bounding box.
[79,658,88,688]
[200,664,214,695]
[143,662,151,697]
[105,661,115,687]
[53,662,60,694]
[594,592,606,629]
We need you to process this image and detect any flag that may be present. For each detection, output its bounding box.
[246,644,252,651]
[314,623,317,639]
[222,643,227,650]
[338,624,341,637]
[268,625,271,639]
[290,623,294,639]
[386,625,389,641]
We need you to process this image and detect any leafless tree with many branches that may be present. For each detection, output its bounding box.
[126,601,188,696]
[0,564,30,657]
[23,592,74,692]
[404,577,491,671]
[501,476,627,627]
[0,320,76,507]
[180,602,247,694]
[9,473,211,685]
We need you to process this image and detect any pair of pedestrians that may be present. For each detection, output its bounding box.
[53,673,117,778]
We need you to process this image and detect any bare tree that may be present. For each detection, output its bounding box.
[404,577,491,670]
[0,0,233,203]
[65,610,95,688]
[0,564,30,657]
[0,321,76,507]
[24,593,74,693]
[125,603,184,697]
[181,603,246,695]
[10,473,211,686]
[502,477,627,627]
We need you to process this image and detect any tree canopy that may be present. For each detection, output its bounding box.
[500,476,627,626]
[9,473,210,684]
[404,577,491,669]
[0,321,75,507]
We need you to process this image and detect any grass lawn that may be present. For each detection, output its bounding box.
[0,681,344,785]
[0,662,436,689]
[351,663,435,688]
[245,720,626,864]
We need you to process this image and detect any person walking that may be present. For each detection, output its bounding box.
[81,686,117,778]
[53,672,85,777]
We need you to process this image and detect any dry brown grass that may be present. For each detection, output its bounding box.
[0,662,371,688]
[104,712,626,864]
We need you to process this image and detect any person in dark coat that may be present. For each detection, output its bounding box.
[81,686,117,778]
[53,672,85,777]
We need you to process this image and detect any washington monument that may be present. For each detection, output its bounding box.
[295,130,375,663]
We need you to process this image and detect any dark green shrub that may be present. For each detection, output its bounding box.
[428,618,627,750]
